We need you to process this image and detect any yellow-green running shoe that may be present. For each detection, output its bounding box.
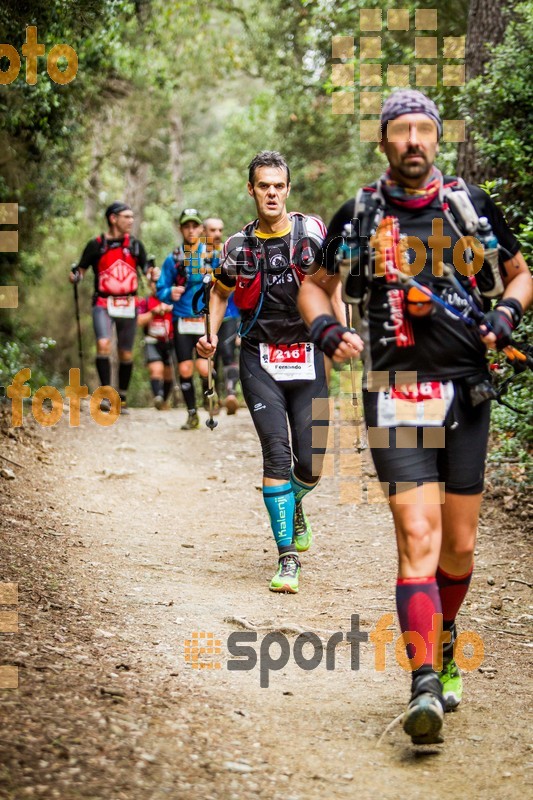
[269,554,301,593]
[293,502,312,552]
[439,659,463,711]
[181,410,200,430]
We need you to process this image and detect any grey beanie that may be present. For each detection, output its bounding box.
[381,89,443,139]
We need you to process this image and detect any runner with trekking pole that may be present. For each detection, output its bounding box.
[156,209,211,430]
[298,90,532,744]
[69,202,147,414]
[197,151,330,594]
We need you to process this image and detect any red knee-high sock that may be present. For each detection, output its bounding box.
[396,577,442,669]
[436,565,473,626]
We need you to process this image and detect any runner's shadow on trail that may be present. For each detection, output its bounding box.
[399,745,443,761]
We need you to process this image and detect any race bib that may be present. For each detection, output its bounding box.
[107,296,136,319]
[377,381,455,427]
[259,342,316,381]
[148,317,170,340]
[178,316,205,335]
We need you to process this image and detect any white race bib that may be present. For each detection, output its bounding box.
[377,381,455,427]
[148,317,170,340]
[107,296,136,319]
[259,342,316,382]
[178,316,205,335]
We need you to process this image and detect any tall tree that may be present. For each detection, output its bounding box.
[457,0,515,183]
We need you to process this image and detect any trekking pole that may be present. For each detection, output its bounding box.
[71,264,85,385]
[438,263,531,367]
[201,273,218,431]
[344,303,366,452]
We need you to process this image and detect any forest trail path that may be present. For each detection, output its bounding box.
[0,404,530,799]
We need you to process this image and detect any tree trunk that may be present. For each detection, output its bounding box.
[457,0,513,182]
[84,138,104,225]
[124,156,149,238]
[169,108,184,211]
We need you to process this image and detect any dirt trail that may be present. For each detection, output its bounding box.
[0,404,531,799]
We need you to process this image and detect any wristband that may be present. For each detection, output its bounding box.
[495,298,523,329]
[309,314,351,358]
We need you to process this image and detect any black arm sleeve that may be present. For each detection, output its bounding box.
[77,239,101,271]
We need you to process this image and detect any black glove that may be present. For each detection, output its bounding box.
[309,314,351,358]
[481,309,514,350]
[70,265,82,283]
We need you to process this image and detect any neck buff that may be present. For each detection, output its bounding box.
[380,167,443,209]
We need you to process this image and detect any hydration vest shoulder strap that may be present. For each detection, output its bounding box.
[97,234,107,255]
[440,177,480,237]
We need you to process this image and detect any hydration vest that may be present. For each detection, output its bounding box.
[95,233,140,298]
[341,178,505,305]
[233,212,315,313]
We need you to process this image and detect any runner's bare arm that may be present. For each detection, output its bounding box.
[137,309,153,327]
[298,267,339,321]
[299,268,363,363]
[480,250,532,348]
[196,282,230,357]
[331,279,347,325]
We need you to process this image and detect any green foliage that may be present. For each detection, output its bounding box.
[461,3,533,217]
[0,334,57,390]
[470,0,533,476]
[487,309,533,483]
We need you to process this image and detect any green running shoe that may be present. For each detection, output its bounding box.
[403,672,445,745]
[269,554,301,593]
[293,502,312,552]
[439,659,463,711]
[181,410,200,430]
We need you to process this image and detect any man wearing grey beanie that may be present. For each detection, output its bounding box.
[298,90,531,745]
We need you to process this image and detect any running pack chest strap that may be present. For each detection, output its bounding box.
[342,178,503,303]
[234,213,312,314]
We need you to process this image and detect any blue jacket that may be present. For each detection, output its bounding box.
[157,244,207,319]
[226,292,240,320]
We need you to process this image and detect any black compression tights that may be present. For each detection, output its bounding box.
[239,343,329,482]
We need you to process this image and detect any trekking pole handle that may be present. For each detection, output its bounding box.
[202,273,213,342]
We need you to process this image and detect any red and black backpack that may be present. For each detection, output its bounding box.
[95,233,141,298]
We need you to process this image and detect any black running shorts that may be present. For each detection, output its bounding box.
[174,330,205,364]
[363,380,491,496]
[92,306,137,352]
[145,340,172,365]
